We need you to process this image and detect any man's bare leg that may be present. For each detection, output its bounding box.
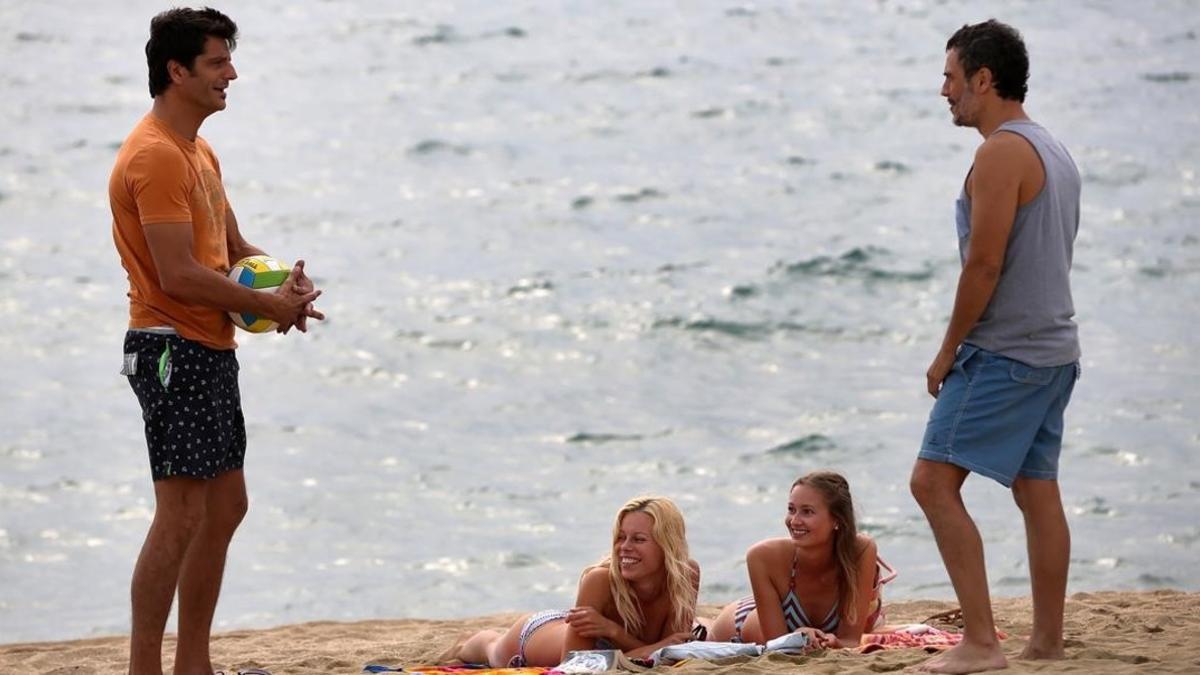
[173,470,249,675]
[910,459,1007,674]
[1012,477,1069,660]
[129,478,209,675]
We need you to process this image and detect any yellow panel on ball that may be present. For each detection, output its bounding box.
[227,255,290,333]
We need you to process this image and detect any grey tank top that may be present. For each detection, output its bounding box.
[956,119,1081,367]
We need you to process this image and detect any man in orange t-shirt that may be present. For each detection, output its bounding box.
[108,8,324,675]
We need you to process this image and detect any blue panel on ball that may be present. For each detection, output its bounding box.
[239,312,257,326]
[235,268,255,287]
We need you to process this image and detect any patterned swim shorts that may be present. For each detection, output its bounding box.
[123,330,246,481]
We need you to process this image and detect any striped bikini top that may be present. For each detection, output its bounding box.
[780,549,839,633]
[732,549,840,640]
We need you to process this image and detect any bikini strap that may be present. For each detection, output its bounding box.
[789,547,799,590]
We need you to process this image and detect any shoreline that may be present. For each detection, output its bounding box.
[2,590,1195,674]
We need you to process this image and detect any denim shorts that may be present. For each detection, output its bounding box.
[919,344,1079,487]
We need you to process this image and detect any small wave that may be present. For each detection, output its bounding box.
[652,316,850,340]
[1142,72,1193,83]
[874,160,911,174]
[53,103,120,115]
[574,66,671,83]
[691,107,726,119]
[407,139,472,156]
[638,66,671,79]
[507,278,553,297]
[725,284,758,299]
[1138,259,1197,278]
[1072,556,1122,569]
[652,316,771,340]
[656,261,708,273]
[1087,445,1147,465]
[785,156,815,166]
[1137,573,1179,587]
[764,434,837,456]
[413,25,461,46]
[564,430,669,444]
[481,27,527,40]
[1082,160,1148,187]
[392,330,474,351]
[500,552,542,569]
[15,32,54,43]
[614,187,665,203]
[774,246,934,282]
[1159,528,1200,546]
[1070,496,1116,517]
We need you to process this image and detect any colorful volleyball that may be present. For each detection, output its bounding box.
[227,255,290,333]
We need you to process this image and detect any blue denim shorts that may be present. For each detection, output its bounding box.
[919,344,1079,487]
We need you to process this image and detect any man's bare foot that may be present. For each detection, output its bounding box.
[1017,642,1064,661]
[916,641,1008,674]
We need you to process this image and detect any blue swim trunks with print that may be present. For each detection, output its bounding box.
[123,330,246,481]
[919,344,1079,487]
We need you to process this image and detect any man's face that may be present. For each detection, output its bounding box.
[176,36,237,113]
[941,48,978,128]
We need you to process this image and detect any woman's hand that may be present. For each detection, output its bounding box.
[565,606,619,640]
[793,627,836,650]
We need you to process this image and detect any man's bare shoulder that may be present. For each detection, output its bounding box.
[976,127,1038,167]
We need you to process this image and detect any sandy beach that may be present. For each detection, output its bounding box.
[2,590,1195,674]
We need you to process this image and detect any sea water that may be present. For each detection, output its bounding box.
[0,0,1197,642]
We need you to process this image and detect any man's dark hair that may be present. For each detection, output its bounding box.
[145,7,238,98]
[946,19,1028,103]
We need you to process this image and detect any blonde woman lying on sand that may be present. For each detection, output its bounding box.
[709,471,894,649]
[442,495,701,666]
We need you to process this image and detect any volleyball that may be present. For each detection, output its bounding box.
[227,255,290,332]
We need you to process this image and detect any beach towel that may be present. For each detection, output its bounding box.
[551,650,651,673]
[650,631,811,665]
[858,624,1006,654]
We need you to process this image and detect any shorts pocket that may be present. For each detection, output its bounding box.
[956,344,985,385]
[1009,361,1055,386]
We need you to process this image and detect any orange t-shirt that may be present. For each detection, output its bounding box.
[110,114,235,350]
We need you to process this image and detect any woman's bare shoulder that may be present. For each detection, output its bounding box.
[854,533,877,557]
[579,563,611,585]
[746,537,794,562]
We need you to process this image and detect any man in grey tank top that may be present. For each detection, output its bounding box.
[909,20,1082,674]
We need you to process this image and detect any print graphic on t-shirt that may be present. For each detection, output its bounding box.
[194,166,229,266]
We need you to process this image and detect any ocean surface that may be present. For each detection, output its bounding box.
[1,0,1197,643]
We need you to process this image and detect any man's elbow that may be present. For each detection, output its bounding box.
[157,266,195,302]
[965,258,1002,283]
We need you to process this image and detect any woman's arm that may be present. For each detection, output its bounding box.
[832,535,879,649]
[747,541,789,642]
[562,567,632,656]
[621,631,694,659]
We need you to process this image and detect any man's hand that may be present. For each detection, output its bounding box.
[267,261,322,331]
[926,348,957,398]
[275,260,325,334]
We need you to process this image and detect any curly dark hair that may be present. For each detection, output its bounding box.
[145,7,238,98]
[946,19,1029,103]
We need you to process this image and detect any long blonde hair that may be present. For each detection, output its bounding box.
[589,496,696,637]
[792,471,861,625]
